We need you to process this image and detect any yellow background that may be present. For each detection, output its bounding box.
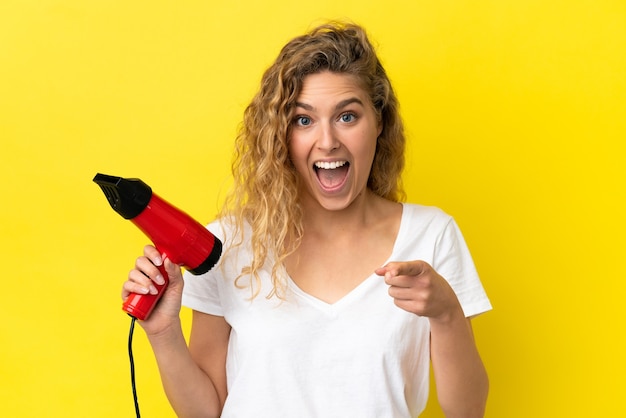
[1,1,624,417]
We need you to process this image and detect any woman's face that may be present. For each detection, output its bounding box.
[289,71,382,211]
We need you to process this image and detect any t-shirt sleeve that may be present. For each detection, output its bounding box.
[434,217,492,318]
[182,268,224,316]
[181,222,225,316]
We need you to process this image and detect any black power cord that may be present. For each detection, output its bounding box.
[128,316,141,418]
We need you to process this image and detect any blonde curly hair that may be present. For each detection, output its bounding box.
[220,21,406,299]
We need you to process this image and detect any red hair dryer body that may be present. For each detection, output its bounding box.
[93,173,222,320]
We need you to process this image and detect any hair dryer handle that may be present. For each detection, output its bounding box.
[122,257,170,320]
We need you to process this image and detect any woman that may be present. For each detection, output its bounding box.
[125,21,491,417]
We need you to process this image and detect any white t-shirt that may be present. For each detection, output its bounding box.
[182,203,492,417]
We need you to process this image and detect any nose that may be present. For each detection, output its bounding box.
[316,122,340,152]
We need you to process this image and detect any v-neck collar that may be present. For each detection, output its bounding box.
[285,203,409,315]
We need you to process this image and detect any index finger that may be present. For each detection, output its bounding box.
[143,245,164,266]
[375,260,429,278]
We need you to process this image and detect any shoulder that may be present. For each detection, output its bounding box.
[395,203,464,251]
[400,203,453,226]
[206,216,252,247]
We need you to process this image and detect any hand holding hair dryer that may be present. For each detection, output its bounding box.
[93,173,222,320]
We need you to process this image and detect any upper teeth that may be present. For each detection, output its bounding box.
[315,161,347,170]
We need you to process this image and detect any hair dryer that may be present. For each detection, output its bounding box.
[93,173,222,320]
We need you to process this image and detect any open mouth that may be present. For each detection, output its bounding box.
[314,160,350,190]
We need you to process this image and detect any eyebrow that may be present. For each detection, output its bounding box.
[295,97,364,112]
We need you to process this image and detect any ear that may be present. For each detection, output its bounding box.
[377,119,383,138]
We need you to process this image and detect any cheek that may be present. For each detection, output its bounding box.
[356,128,379,161]
[287,137,308,171]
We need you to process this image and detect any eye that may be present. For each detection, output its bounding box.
[294,115,312,126]
[339,112,357,123]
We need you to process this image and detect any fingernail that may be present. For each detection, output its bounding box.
[149,285,158,295]
[155,274,165,285]
[153,256,162,266]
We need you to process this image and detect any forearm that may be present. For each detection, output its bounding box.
[147,320,222,418]
[430,310,489,418]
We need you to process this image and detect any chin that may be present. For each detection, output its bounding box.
[316,191,364,212]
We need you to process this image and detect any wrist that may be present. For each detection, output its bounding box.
[428,303,466,328]
[144,317,184,345]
